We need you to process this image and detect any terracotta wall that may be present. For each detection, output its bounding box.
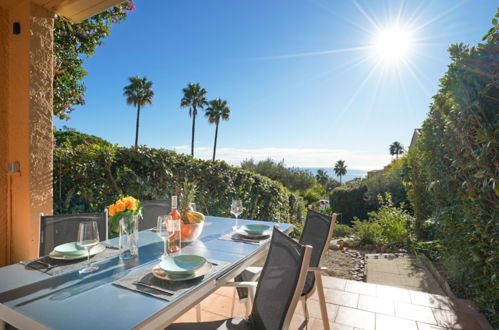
[0,1,53,265]
[0,6,9,266]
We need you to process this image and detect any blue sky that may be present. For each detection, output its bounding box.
[55,0,498,170]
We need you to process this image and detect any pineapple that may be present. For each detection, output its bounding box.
[176,181,197,224]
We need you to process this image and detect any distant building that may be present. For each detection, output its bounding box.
[410,128,422,149]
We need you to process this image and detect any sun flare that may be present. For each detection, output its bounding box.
[374,26,413,62]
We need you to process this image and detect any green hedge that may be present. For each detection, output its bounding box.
[329,182,370,224]
[406,16,498,325]
[54,142,302,224]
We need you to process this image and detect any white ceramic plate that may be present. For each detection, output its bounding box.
[152,262,213,281]
[235,228,271,239]
[54,242,87,256]
[159,255,207,275]
[48,243,106,260]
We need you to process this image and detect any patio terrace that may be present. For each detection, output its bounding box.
[174,276,493,330]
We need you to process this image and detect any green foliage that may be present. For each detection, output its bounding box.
[181,83,208,156]
[368,193,415,248]
[333,224,354,238]
[240,158,317,192]
[330,181,370,224]
[303,186,322,205]
[54,138,301,226]
[389,141,405,158]
[54,1,134,119]
[54,127,111,147]
[351,218,382,246]
[316,168,340,193]
[365,158,407,209]
[405,13,499,324]
[351,193,414,248]
[333,160,347,185]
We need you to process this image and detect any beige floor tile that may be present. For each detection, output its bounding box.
[325,288,359,308]
[357,294,394,315]
[215,286,237,298]
[376,284,411,303]
[345,280,377,296]
[335,306,375,330]
[395,302,437,324]
[201,294,245,318]
[375,313,418,330]
[322,276,347,291]
[409,290,453,310]
[296,299,339,321]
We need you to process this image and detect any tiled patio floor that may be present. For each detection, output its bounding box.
[172,276,493,330]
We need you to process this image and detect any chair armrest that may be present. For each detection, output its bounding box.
[308,267,328,273]
[222,281,258,289]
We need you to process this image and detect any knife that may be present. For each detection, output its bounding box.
[133,281,175,295]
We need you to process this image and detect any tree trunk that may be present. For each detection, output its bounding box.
[212,121,219,161]
[191,106,196,156]
[135,104,141,147]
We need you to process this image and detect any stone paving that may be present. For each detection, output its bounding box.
[172,276,493,329]
[365,253,446,296]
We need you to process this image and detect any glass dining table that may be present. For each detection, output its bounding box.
[0,216,293,329]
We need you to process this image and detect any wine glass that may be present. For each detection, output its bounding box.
[230,199,243,231]
[77,221,100,274]
[157,215,174,260]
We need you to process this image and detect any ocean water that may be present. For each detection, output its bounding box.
[298,167,367,183]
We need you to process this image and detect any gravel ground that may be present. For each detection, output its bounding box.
[320,248,366,281]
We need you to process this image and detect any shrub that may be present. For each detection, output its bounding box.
[330,181,370,224]
[365,159,407,209]
[405,14,499,324]
[54,142,299,224]
[351,218,382,246]
[333,224,353,238]
[240,158,317,192]
[368,193,415,248]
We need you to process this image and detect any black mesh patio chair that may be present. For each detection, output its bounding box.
[139,200,171,231]
[39,212,108,257]
[231,210,336,329]
[167,228,312,330]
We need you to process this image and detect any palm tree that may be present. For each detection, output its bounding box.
[334,160,347,185]
[180,83,208,156]
[123,76,154,147]
[205,98,231,161]
[315,169,330,186]
[389,141,405,159]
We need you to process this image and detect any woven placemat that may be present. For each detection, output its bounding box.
[218,231,270,245]
[21,246,120,276]
[113,259,228,301]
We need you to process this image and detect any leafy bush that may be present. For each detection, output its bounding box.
[351,218,382,246]
[241,158,317,192]
[405,14,499,324]
[333,224,353,238]
[368,193,415,248]
[54,141,303,225]
[330,181,370,224]
[365,159,407,209]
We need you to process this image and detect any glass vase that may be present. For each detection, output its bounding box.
[119,214,139,260]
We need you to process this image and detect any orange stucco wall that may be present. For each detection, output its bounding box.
[0,1,53,265]
[0,6,9,266]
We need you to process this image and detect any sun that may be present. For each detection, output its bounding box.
[373,26,413,62]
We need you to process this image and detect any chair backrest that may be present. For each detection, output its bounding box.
[138,200,171,231]
[299,209,336,296]
[249,228,312,330]
[39,213,107,257]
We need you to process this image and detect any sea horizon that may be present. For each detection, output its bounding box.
[298,167,367,183]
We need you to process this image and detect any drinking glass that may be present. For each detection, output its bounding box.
[230,199,243,230]
[77,221,100,274]
[157,215,174,260]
